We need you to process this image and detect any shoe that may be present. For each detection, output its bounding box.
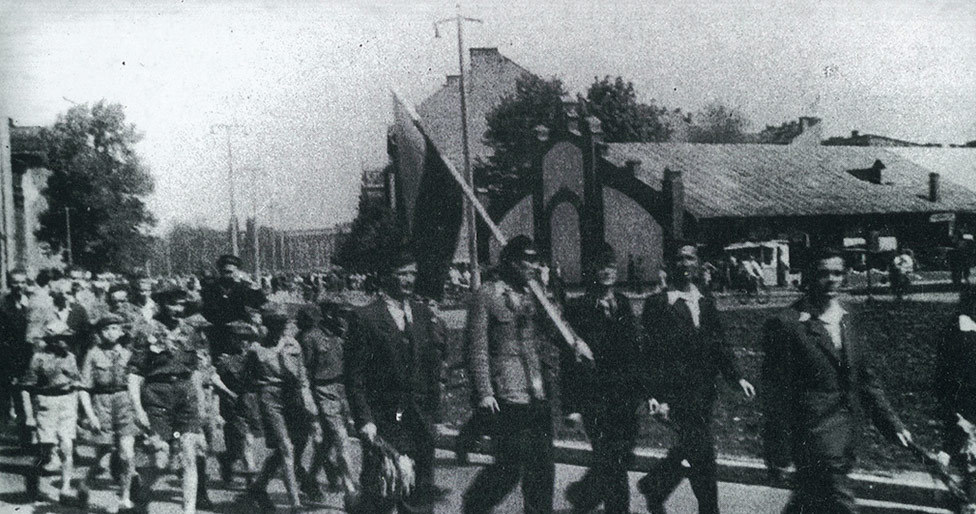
[77,487,90,507]
[219,457,234,484]
[414,484,451,503]
[300,479,324,503]
[565,480,598,512]
[196,493,215,510]
[242,487,275,512]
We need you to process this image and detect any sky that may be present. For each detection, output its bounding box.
[2,0,974,232]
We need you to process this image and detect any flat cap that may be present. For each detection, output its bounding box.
[216,254,243,268]
[95,314,125,331]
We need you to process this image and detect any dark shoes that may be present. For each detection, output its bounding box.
[241,487,275,512]
[414,484,451,504]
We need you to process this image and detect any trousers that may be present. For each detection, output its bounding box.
[463,400,554,514]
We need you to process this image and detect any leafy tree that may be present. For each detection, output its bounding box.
[37,101,157,272]
[585,76,671,143]
[478,74,568,208]
[688,100,751,144]
[334,167,402,274]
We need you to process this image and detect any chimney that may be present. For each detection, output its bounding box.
[851,130,860,138]
[663,167,685,240]
[929,172,940,202]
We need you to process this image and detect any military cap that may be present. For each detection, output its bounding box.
[216,254,243,269]
[94,313,125,331]
[226,320,260,340]
[152,287,190,305]
[183,313,213,329]
[261,303,290,323]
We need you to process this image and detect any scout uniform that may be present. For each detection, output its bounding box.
[82,326,136,444]
[23,334,82,446]
[242,307,317,511]
[129,317,202,445]
[214,321,262,485]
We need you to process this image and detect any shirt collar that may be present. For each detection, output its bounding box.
[667,285,702,305]
[799,300,847,323]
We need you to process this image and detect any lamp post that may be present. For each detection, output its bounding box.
[435,6,483,290]
[211,123,241,256]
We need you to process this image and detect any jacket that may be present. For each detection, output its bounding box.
[761,299,905,470]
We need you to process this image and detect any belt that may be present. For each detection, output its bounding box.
[92,388,127,395]
[146,374,191,384]
[36,389,75,396]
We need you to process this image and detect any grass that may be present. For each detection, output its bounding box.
[437,299,955,473]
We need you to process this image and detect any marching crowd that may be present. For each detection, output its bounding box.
[1,236,975,514]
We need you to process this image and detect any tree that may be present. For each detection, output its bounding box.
[585,76,671,143]
[688,100,751,144]
[333,167,402,274]
[478,74,568,208]
[37,101,157,272]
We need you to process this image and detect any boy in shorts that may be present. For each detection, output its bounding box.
[78,313,137,511]
[22,327,82,505]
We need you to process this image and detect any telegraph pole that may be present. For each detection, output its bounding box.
[211,123,241,256]
[64,207,73,267]
[435,5,483,290]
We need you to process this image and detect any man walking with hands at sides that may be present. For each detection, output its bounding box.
[638,241,756,514]
[345,249,449,513]
[562,242,645,513]
[462,235,593,514]
[762,248,912,513]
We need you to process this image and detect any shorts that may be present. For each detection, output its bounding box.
[35,393,78,444]
[89,391,137,445]
[220,391,263,439]
[259,385,310,450]
[142,380,201,441]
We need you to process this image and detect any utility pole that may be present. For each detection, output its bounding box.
[436,5,483,290]
[64,207,73,267]
[211,123,241,256]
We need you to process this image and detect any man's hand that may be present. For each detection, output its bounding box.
[896,429,913,448]
[479,396,500,414]
[739,379,756,399]
[564,412,583,427]
[88,415,102,433]
[937,450,952,468]
[359,422,378,443]
[574,339,594,362]
[648,398,670,421]
[135,408,150,430]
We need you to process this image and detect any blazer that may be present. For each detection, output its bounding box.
[465,280,560,405]
[761,300,905,470]
[641,290,741,406]
[344,296,446,433]
[935,314,976,453]
[562,290,645,410]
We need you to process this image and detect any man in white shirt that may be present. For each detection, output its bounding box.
[639,242,755,514]
[763,248,912,513]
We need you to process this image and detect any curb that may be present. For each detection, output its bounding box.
[435,425,955,513]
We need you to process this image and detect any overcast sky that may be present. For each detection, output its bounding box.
[2,0,974,232]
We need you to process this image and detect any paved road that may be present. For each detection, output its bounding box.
[0,433,794,514]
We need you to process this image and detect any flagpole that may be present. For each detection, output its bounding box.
[391,90,592,362]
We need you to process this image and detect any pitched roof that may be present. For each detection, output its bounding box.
[416,48,532,170]
[604,143,976,219]
[888,147,976,194]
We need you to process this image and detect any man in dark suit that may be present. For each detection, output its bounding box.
[562,242,645,513]
[344,250,448,513]
[762,248,912,513]
[638,242,755,514]
[0,269,39,444]
[201,254,266,355]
